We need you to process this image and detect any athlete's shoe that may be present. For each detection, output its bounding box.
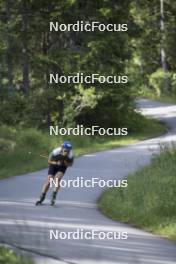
[50,191,57,206]
[35,193,46,205]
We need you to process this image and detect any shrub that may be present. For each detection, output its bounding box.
[149,69,172,96]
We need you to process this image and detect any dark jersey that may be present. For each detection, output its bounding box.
[49,147,74,164]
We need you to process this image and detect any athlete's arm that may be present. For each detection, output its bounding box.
[64,151,74,167]
[48,150,61,165]
[64,160,73,167]
[48,160,61,165]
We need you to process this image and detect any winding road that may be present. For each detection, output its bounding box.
[0,99,176,264]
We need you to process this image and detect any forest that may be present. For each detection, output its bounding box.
[0,0,175,130]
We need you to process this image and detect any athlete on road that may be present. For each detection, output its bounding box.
[36,141,74,206]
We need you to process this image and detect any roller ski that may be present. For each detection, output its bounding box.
[50,191,57,206]
[35,193,46,206]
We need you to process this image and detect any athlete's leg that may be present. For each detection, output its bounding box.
[42,175,53,193]
[54,171,64,192]
[36,175,54,205]
[50,171,64,205]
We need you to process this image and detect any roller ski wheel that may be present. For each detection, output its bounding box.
[50,198,56,206]
[35,193,45,206]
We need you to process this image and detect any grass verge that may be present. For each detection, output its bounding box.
[98,147,176,240]
[0,246,33,264]
[139,88,176,104]
[0,114,166,179]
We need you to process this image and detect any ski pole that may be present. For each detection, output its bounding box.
[28,152,48,160]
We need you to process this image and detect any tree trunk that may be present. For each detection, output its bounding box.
[5,0,14,95]
[0,61,2,93]
[42,32,51,126]
[21,0,29,97]
[42,32,50,90]
[160,0,169,93]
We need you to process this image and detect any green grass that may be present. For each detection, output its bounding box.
[139,87,176,104]
[0,114,165,179]
[0,246,33,264]
[99,147,176,240]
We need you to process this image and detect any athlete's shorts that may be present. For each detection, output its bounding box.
[48,164,67,176]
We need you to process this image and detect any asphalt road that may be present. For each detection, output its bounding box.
[0,99,176,264]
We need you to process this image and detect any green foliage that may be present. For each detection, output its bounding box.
[129,1,176,98]
[0,94,28,126]
[149,69,173,96]
[0,0,135,129]
[0,246,33,264]
[0,1,175,130]
[99,146,176,240]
